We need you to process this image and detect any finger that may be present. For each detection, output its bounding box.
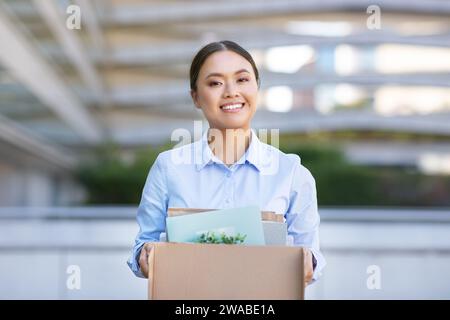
[304,248,311,259]
[305,270,313,282]
[303,248,313,284]
[145,243,153,254]
[140,245,150,273]
[139,251,149,278]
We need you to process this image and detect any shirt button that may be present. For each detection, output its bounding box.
[226,172,232,178]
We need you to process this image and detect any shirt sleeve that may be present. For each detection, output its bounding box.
[127,154,168,278]
[285,160,326,283]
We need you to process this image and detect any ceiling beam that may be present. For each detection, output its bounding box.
[33,0,107,105]
[252,110,450,136]
[0,114,76,170]
[6,0,450,23]
[107,0,450,26]
[0,6,103,143]
[109,32,450,66]
[259,72,450,88]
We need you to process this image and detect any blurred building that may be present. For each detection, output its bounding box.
[1,0,450,206]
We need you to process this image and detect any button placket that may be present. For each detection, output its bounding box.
[224,170,233,206]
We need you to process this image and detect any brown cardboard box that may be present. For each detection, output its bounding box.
[148,242,305,300]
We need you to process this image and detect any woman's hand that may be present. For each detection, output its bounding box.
[138,243,153,278]
[303,248,314,286]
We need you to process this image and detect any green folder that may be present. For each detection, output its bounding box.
[166,206,265,245]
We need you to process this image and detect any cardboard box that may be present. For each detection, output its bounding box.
[148,242,305,300]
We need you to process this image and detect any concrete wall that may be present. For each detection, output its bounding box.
[0,208,449,299]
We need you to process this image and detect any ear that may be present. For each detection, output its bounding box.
[190,90,201,109]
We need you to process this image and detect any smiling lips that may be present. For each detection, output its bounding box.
[220,102,245,113]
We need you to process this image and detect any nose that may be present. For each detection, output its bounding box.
[223,81,239,98]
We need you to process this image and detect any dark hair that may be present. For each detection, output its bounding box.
[189,40,260,91]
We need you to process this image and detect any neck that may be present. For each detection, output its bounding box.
[208,127,252,166]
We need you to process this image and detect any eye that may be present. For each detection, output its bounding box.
[238,77,249,83]
[208,81,221,87]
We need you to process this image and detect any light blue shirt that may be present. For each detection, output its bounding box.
[127,129,326,282]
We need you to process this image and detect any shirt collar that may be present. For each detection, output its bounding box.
[195,129,265,172]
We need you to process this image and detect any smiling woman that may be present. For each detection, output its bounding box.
[128,41,326,286]
[190,41,260,133]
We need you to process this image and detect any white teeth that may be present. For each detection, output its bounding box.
[221,103,243,110]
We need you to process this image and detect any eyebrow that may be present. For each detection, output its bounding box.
[205,68,250,79]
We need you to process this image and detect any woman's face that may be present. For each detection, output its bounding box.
[191,50,259,130]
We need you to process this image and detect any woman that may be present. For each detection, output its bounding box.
[127,40,325,285]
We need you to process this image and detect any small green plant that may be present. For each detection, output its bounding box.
[197,231,247,244]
